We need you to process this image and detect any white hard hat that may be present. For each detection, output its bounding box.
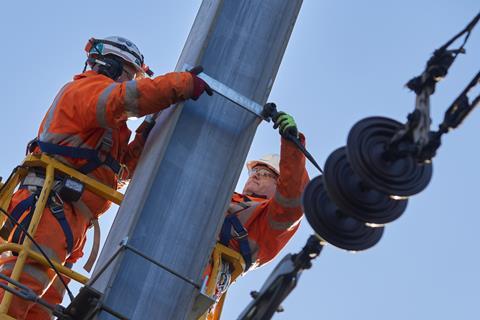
[85,36,154,77]
[246,154,280,175]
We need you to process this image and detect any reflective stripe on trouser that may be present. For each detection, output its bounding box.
[0,189,89,320]
[27,271,72,320]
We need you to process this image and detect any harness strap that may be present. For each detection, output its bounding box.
[9,193,37,244]
[49,203,74,255]
[34,139,121,175]
[18,171,102,269]
[5,192,74,256]
[220,215,252,270]
[77,154,121,175]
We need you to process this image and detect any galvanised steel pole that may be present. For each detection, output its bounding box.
[91,1,303,319]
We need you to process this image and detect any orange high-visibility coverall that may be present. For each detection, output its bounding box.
[0,70,194,319]
[208,135,309,320]
[227,135,309,269]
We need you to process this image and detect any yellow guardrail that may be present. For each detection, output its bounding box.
[0,153,124,315]
[0,153,243,319]
[201,243,245,320]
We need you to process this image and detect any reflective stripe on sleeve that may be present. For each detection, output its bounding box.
[96,83,117,128]
[39,132,90,148]
[267,216,300,231]
[274,191,302,208]
[125,80,140,117]
[39,132,72,144]
[62,134,91,147]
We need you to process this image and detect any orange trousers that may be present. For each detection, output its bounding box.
[0,189,89,320]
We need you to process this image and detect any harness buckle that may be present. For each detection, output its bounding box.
[232,228,248,241]
[117,164,130,181]
[50,203,65,219]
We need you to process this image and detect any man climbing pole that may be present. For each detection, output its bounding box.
[0,36,212,320]
[209,112,310,318]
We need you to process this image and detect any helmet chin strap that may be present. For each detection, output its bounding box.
[85,57,124,81]
[83,58,104,73]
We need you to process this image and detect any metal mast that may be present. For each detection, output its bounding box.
[91,1,303,319]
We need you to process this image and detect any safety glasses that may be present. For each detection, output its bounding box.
[248,167,278,180]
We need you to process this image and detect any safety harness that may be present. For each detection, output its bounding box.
[220,214,252,271]
[28,132,121,175]
[9,132,124,271]
[7,186,74,256]
[220,196,261,271]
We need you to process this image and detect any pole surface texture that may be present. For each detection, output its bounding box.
[92,1,303,319]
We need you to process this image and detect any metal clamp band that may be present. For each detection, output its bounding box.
[183,63,267,120]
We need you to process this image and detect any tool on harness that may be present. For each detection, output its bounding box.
[12,169,101,272]
[214,260,232,299]
[23,135,110,273]
[27,136,121,175]
[57,177,85,203]
[22,168,86,203]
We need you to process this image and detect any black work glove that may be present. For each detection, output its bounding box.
[273,112,299,138]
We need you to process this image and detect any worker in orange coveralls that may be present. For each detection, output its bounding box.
[0,36,212,320]
[208,112,310,319]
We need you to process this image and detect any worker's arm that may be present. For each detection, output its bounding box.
[248,134,310,266]
[76,71,195,130]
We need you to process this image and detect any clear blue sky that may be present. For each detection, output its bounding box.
[1,1,479,319]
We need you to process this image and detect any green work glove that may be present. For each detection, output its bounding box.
[273,112,299,138]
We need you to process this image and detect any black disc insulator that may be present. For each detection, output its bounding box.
[302,176,384,251]
[347,116,433,197]
[323,147,408,224]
